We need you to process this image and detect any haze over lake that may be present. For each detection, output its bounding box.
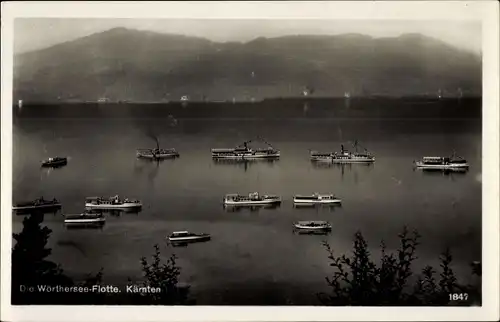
[12,99,481,305]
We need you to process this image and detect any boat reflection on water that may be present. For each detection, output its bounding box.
[64,221,106,230]
[98,208,142,217]
[294,229,332,236]
[223,203,281,212]
[418,167,469,175]
[40,164,67,178]
[212,158,278,171]
[292,203,341,212]
[135,156,178,165]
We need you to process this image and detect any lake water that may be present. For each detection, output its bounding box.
[12,99,482,305]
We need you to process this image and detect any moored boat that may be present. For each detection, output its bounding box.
[293,221,332,231]
[64,212,106,226]
[136,148,179,159]
[167,231,211,244]
[85,195,142,209]
[41,157,68,167]
[414,154,469,170]
[310,141,375,163]
[137,134,179,160]
[13,197,62,212]
[293,193,341,204]
[223,192,281,206]
[212,138,280,160]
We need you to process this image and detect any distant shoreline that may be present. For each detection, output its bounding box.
[13,96,481,106]
[12,97,482,121]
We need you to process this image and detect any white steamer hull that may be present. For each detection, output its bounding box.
[293,199,341,204]
[224,199,281,206]
[85,203,142,209]
[213,153,280,160]
[415,162,469,169]
[169,236,211,243]
[64,218,105,224]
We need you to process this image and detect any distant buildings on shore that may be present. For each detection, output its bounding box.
[13,87,473,105]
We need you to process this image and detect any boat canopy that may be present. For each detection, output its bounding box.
[171,231,190,236]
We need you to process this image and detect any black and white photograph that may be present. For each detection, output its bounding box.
[1,1,499,321]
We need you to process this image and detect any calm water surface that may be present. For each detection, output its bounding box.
[12,100,482,305]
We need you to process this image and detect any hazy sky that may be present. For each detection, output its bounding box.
[14,18,481,54]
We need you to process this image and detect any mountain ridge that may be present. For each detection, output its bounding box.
[14,28,481,103]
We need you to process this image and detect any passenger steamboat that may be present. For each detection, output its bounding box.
[85,195,142,210]
[293,193,341,204]
[136,148,179,159]
[41,157,68,167]
[310,141,375,163]
[414,153,469,170]
[223,192,282,206]
[13,197,62,213]
[212,138,280,160]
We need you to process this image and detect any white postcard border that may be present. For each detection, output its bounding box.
[1,1,498,321]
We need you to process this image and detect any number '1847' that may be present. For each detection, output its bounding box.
[449,293,468,301]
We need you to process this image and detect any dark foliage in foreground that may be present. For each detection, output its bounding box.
[11,215,189,305]
[12,215,479,305]
[124,244,191,305]
[11,214,103,304]
[319,227,481,306]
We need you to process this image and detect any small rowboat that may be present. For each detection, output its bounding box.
[167,231,211,244]
[64,212,106,226]
[41,157,68,167]
[293,221,332,231]
[414,155,469,170]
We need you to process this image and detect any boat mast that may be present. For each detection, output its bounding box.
[257,136,274,149]
[353,140,359,153]
[353,140,369,154]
